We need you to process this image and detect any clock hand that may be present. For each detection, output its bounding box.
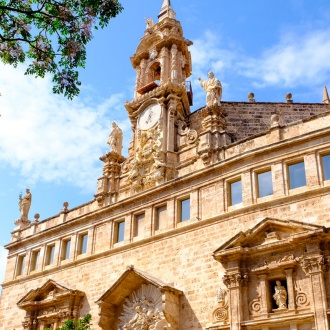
[145,110,154,124]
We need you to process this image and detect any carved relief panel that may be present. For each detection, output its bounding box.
[213,218,329,330]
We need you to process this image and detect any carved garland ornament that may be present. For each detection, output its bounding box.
[118,284,167,330]
[176,119,198,145]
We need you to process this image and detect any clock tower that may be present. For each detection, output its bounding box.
[123,0,193,193]
[95,0,194,204]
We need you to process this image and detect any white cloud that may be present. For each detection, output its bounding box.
[238,29,330,88]
[0,63,130,192]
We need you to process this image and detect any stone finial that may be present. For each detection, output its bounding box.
[198,72,222,107]
[286,93,293,103]
[248,92,255,102]
[107,122,123,156]
[323,86,329,104]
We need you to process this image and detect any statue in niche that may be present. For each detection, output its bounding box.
[198,71,222,106]
[19,188,32,221]
[107,122,123,156]
[273,280,287,309]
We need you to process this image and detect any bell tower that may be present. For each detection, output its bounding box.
[123,0,193,193]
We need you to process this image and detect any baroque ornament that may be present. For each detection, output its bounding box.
[212,288,229,323]
[118,284,166,330]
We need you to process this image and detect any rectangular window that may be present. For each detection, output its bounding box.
[155,205,167,230]
[46,245,55,265]
[30,250,40,271]
[179,198,190,222]
[17,255,26,276]
[62,239,71,260]
[78,234,88,255]
[135,213,145,237]
[288,161,306,189]
[230,180,242,205]
[257,170,273,197]
[321,154,330,181]
[116,221,125,243]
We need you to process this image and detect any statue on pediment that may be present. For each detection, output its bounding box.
[198,72,222,106]
[19,188,32,221]
[107,122,123,156]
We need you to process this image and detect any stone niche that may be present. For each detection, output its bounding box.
[212,217,330,330]
[96,266,182,330]
[17,279,84,330]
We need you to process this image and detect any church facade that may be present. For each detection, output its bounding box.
[1,1,330,329]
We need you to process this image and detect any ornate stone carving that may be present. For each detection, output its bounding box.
[118,284,166,330]
[249,295,261,316]
[107,122,123,156]
[127,120,167,192]
[18,280,84,330]
[211,288,229,324]
[223,273,247,289]
[176,119,198,145]
[273,280,287,309]
[301,256,325,275]
[294,280,309,308]
[15,188,32,229]
[198,72,222,107]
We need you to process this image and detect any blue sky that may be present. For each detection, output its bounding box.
[1,0,330,287]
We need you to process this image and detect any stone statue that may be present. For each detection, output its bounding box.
[19,188,32,221]
[107,122,123,156]
[198,72,222,106]
[273,280,287,309]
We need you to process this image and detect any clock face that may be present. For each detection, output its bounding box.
[138,103,162,130]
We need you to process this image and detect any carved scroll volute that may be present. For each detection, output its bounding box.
[98,301,116,330]
[162,291,181,330]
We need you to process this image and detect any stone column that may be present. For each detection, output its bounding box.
[302,256,329,330]
[134,65,141,97]
[257,274,269,316]
[223,272,244,330]
[285,268,296,310]
[140,59,147,87]
[160,47,170,84]
[170,44,178,83]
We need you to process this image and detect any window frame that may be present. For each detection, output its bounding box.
[45,244,56,266]
[77,233,88,255]
[155,204,167,231]
[228,177,243,206]
[134,213,145,237]
[287,160,307,190]
[16,254,26,277]
[30,249,41,271]
[114,220,125,243]
[61,238,71,261]
[178,196,190,223]
[320,152,330,182]
[256,168,273,198]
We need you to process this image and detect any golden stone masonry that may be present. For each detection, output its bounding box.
[1,1,330,329]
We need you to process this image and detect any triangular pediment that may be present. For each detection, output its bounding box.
[17,279,83,308]
[213,218,326,262]
[96,265,181,306]
[96,266,182,330]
